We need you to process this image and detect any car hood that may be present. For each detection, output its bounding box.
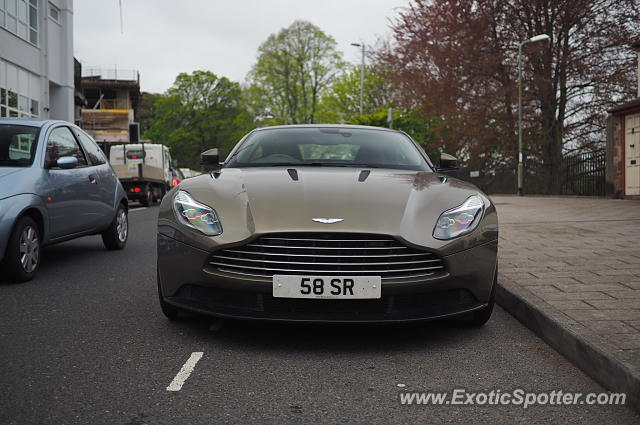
[0,167,32,200]
[0,167,24,178]
[163,167,498,254]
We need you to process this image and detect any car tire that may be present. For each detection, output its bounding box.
[157,271,181,320]
[465,267,497,326]
[2,216,41,283]
[157,186,166,203]
[141,185,153,207]
[101,204,128,250]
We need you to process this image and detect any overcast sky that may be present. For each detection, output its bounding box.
[73,0,409,93]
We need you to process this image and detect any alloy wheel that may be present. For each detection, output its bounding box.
[19,225,39,273]
[116,209,128,242]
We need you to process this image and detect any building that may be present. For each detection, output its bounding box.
[73,57,86,124]
[78,67,140,144]
[0,0,74,122]
[606,42,640,199]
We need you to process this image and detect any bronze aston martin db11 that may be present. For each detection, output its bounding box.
[157,125,498,325]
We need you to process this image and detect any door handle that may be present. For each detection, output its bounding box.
[89,175,97,184]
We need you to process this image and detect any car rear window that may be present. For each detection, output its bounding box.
[126,150,146,160]
[0,124,40,167]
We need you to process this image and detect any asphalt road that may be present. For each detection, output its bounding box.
[0,206,638,424]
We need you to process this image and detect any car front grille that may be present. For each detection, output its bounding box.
[207,233,447,280]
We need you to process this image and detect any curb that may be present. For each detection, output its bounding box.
[495,282,640,412]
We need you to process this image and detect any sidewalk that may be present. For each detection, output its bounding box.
[492,195,640,410]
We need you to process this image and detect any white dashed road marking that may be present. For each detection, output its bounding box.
[166,352,203,392]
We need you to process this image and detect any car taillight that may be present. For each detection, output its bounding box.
[133,187,141,193]
[172,178,179,187]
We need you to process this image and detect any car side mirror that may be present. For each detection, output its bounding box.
[437,153,459,172]
[201,148,220,169]
[57,156,78,169]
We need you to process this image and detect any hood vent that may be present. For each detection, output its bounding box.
[287,168,299,181]
[358,170,371,182]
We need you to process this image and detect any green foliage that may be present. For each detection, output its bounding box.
[137,93,161,135]
[317,65,394,123]
[138,25,446,170]
[247,20,344,124]
[353,109,441,161]
[143,71,253,169]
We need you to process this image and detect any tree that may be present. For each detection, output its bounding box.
[317,65,395,123]
[353,108,441,160]
[379,0,640,192]
[247,20,344,124]
[137,92,161,135]
[143,71,252,169]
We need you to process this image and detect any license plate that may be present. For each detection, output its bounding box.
[273,275,381,299]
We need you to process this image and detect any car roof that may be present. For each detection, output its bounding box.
[252,124,401,133]
[0,118,71,128]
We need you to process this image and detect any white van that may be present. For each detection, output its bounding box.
[109,143,174,205]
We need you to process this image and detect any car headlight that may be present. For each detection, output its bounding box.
[173,190,223,236]
[433,195,484,240]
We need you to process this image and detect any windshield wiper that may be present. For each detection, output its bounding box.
[331,163,382,168]
[268,162,382,168]
[267,162,303,167]
[306,163,383,168]
[265,162,330,167]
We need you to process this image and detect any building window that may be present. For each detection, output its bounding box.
[6,0,17,15]
[0,60,41,118]
[0,87,40,118]
[18,95,28,112]
[28,0,36,43]
[49,1,58,22]
[8,91,17,108]
[0,0,38,46]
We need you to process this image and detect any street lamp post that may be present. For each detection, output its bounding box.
[351,43,365,115]
[517,34,550,196]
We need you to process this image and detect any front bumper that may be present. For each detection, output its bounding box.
[157,234,498,323]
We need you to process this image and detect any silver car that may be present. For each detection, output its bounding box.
[0,119,129,282]
[157,125,498,325]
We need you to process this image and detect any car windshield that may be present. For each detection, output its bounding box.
[0,125,40,167]
[225,127,432,171]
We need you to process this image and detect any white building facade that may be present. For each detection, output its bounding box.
[0,0,74,122]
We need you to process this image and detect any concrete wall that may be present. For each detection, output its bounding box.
[605,115,625,198]
[0,0,74,121]
[48,80,73,120]
[606,109,640,199]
